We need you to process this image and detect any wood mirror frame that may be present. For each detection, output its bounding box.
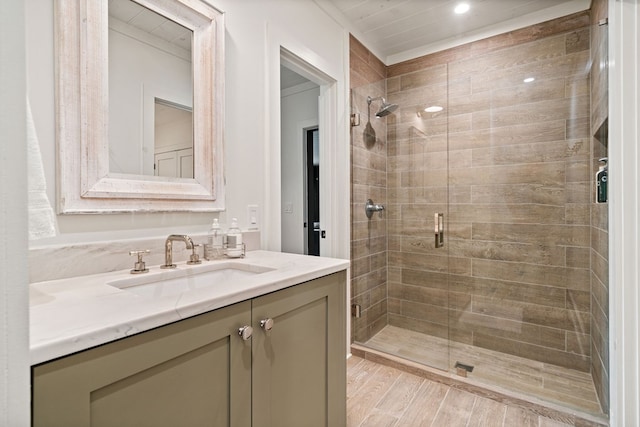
[55,0,225,213]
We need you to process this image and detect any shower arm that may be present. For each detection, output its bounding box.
[366,96,380,122]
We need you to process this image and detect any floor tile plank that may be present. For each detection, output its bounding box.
[539,417,575,427]
[374,371,424,418]
[360,410,398,427]
[347,358,381,398]
[503,406,538,427]
[431,388,477,427]
[467,397,507,427]
[396,380,449,427]
[347,362,402,427]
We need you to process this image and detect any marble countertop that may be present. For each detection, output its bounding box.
[30,250,349,365]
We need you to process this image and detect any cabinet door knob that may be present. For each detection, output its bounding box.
[238,325,253,340]
[260,318,274,331]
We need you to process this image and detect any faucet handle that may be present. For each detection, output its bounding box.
[187,244,202,265]
[129,250,150,274]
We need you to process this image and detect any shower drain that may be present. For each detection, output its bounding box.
[454,362,474,377]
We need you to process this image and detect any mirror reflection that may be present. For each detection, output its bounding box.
[154,99,193,178]
[108,0,193,176]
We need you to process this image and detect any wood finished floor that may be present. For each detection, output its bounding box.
[347,355,599,427]
[364,325,602,416]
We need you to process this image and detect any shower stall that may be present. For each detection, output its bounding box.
[349,11,608,418]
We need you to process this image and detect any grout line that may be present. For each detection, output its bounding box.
[429,387,450,427]
[465,395,479,427]
[500,404,508,427]
[373,370,401,411]
[396,377,426,425]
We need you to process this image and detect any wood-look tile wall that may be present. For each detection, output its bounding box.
[350,35,389,343]
[590,0,609,413]
[385,13,595,372]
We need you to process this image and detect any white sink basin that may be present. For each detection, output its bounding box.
[107,262,274,298]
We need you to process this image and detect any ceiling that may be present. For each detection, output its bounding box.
[108,0,192,53]
[317,0,591,64]
[281,66,315,90]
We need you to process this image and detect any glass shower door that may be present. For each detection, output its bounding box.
[350,65,451,372]
[383,69,450,370]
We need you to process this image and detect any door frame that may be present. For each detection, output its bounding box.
[608,0,640,425]
[264,24,350,261]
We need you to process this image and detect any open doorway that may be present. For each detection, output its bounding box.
[267,45,347,261]
[280,64,320,255]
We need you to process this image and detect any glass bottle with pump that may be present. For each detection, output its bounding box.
[206,218,223,260]
[225,218,243,258]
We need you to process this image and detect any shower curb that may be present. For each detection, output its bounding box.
[350,344,609,427]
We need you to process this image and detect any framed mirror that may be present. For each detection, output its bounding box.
[55,0,225,213]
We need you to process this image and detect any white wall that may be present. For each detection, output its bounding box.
[25,0,350,251]
[281,83,319,254]
[1,0,29,424]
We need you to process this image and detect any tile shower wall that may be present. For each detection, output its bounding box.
[350,35,388,343]
[590,0,609,412]
[385,12,594,371]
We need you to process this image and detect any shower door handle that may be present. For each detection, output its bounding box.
[434,213,444,248]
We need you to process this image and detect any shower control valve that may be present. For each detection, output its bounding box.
[365,199,385,219]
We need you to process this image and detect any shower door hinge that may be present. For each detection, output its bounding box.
[351,113,360,127]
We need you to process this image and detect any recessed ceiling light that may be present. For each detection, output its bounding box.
[454,3,470,14]
[523,77,535,83]
[424,105,444,113]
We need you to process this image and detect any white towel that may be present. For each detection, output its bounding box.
[27,98,58,240]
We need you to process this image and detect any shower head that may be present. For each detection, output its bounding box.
[376,101,398,117]
[367,96,398,118]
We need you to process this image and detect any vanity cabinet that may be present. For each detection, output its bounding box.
[32,271,346,427]
[32,301,253,427]
[251,271,346,427]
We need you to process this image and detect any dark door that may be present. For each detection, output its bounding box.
[306,128,320,256]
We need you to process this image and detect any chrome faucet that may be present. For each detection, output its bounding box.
[161,234,195,269]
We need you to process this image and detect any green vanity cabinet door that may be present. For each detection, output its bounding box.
[32,301,252,427]
[251,271,347,427]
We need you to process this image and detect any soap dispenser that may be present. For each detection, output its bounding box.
[226,218,243,258]
[206,218,223,260]
[596,157,608,204]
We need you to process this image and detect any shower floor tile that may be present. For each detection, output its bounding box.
[363,325,603,416]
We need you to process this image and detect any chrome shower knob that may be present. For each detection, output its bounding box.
[365,199,385,219]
